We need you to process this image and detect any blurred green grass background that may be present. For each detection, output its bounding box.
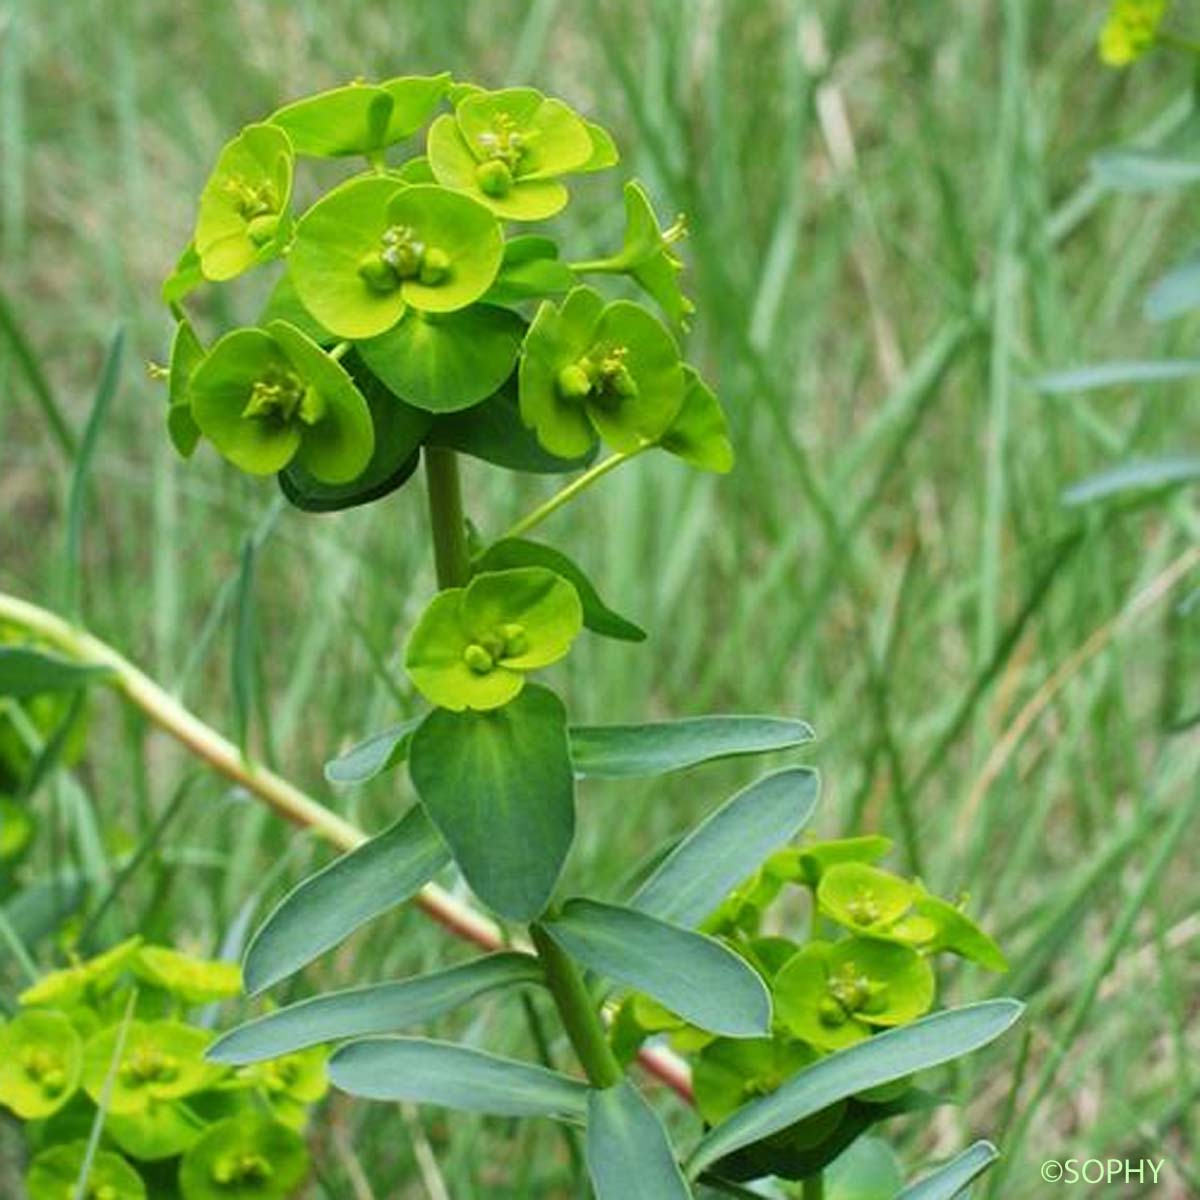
[1,1,1198,1196]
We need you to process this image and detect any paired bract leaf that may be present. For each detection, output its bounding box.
[279,352,430,512]
[0,646,111,699]
[409,684,575,921]
[1099,0,1168,65]
[474,537,646,642]
[19,936,143,1007]
[818,864,919,935]
[519,287,685,458]
[428,86,602,220]
[0,1009,82,1118]
[189,321,373,483]
[26,1141,147,1200]
[428,375,598,474]
[290,178,503,340]
[106,1100,207,1161]
[270,73,450,157]
[358,303,523,411]
[82,1021,219,1115]
[774,939,935,1052]
[541,899,772,1037]
[134,945,242,1004]
[179,1115,308,1200]
[659,366,733,473]
[693,1037,819,1126]
[485,235,577,304]
[194,123,293,282]
[166,318,204,457]
[405,567,583,711]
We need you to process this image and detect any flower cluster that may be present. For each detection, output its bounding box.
[0,938,322,1199]
[612,836,1007,1182]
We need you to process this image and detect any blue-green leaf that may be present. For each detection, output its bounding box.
[686,1001,1023,1176]
[632,768,819,927]
[409,684,574,921]
[475,538,646,642]
[826,1136,905,1200]
[587,1082,692,1200]
[324,718,420,785]
[1063,456,1200,506]
[571,716,813,780]
[1145,253,1200,322]
[896,1140,999,1199]
[243,806,449,994]
[1091,148,1200,191]
[0,647,111,698]
[209,953,541,1063]
[329,1037,588,1119]
[1034,360,1200,393]
[542,900,771,1038]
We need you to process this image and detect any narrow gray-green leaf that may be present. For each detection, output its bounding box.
[687,1001,1023,1176]
[243,806,449,994]
[587,1082,692,1200]
[329,1036,587,1119]
[1063,456,1200,506]
[1145,253,1200,322]
[571,716,814,780]
[0,647,111,698]
[324,718,420,785]
[1091,148,1200,191]
[543,900,771,1038]
[210,953,541,1063]
[333,714,815,787]
[632,768,819,927]
[409,684,574,922]
[1034,360,1200,393]
[896,1141,999,1199]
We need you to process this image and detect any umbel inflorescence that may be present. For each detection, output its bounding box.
[163,73,730,512]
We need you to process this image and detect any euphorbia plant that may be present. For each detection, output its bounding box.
[162,73,1023,1197]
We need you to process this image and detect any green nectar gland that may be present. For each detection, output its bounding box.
[20,1048,67,1098]
[556,346,640,407]
[240,366,318,428]
[825,961,873,1022]
[119,1045,180,1087]
[222,175,279,238]
[213,1153,274,1186]
[463,643,496,674]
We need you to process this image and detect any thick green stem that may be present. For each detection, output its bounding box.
[423,446,471,588]
[531,925,622,1088]
[802,1173,825,1200]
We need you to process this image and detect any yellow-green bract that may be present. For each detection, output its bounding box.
[187,320,373,483]
[428,86,615,220]
[519,286,686,459]
[405,566,583,711]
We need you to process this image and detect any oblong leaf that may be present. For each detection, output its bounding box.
[896,1140,1000,1199]
[243,806,449,994]
[586,1082,692,1200]
[0,647,111,698]
[409,684,575,921]
[686,1000,1024,1176]
[1063,455,1200,506]
[209,953,541,1064]
[571,716,814,779]
[324,719,420,785]
[1034,360,1200,393]
[632,768,820,927]
[329,1036,587,1119]
[475,538,646,642]
[542,900,771,1038]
